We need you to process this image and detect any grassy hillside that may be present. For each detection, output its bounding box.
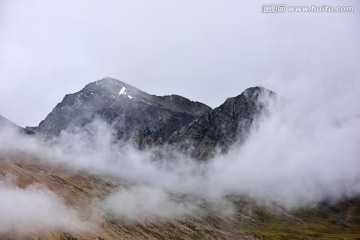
[236,198,360,240]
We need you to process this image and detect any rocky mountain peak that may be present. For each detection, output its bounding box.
[34,77,212,148]
[27,77,274,159]
[82,77,145,101]
[169,86,275,160]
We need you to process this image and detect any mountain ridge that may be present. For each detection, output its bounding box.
[25,77,273,159]
[168,86,275,159]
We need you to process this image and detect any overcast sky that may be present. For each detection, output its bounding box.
[0,0,359,127]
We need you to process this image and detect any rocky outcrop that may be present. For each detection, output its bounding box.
[168,87,275,160]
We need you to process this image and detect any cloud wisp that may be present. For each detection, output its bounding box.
[0,175,90,235]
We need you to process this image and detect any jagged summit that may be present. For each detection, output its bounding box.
[169,86,275,159]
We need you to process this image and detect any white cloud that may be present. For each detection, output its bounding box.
[208,90,360,208]
[0,179,89,235]
[101,185,199,220]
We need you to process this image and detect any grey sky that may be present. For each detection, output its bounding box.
[0,0,359,127]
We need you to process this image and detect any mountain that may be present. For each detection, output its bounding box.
[31,77,273,158]
[34,77,211,148]
[169,86,274,160]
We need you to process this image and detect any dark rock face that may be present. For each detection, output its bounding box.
[32,78,274,159]
[34,77,211,148]
[168,87,275,160]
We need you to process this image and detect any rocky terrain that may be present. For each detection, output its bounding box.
[168,86,274,160]
[29,77,273,159]
[32,77,211,150]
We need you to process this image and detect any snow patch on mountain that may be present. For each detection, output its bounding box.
[119,86,133,99]
[119,87,126,95]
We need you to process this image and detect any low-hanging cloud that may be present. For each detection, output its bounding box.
[101,185,200,220]
[0,176,90,235]
[44,84,360,210]
[208,88,360,208]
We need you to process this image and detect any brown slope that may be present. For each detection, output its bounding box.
[1,153,360,239]
[0,153,256,240]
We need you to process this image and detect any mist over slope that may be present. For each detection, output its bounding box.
[0,78,359,238]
